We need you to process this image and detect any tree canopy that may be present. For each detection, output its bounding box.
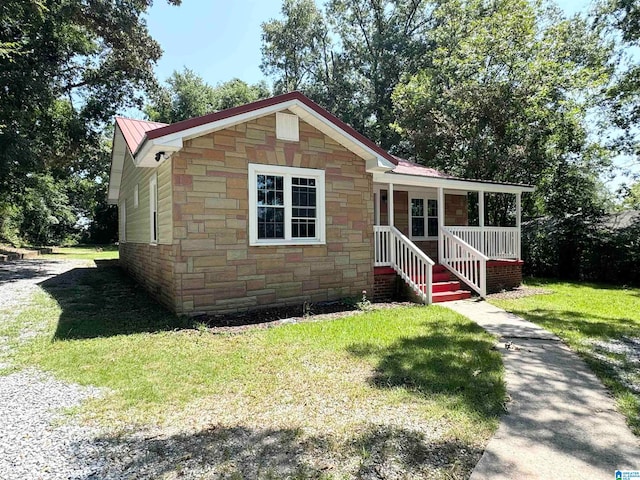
[600,0,640,162]
[261,0,434,149]
[261,0,616,218]
[0,0,180,245]
[145,69,271,123]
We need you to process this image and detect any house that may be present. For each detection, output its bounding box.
[108,92,533,315]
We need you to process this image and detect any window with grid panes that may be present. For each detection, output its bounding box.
[249,164,325,245]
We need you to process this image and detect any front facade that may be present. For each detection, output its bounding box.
[109,92,533,315]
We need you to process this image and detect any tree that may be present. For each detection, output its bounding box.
[146,69,271,123]
[145,68,219,123]
[261,0,433,149]
[600,0,640,160]
[391,0,614,217]
[0,0,180,244]
[261,0,330,93]
[622,181,640,209]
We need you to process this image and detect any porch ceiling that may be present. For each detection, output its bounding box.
[372,171,535,194]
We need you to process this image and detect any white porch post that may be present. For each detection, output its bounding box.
[374,191,380,226]
[438,187,445,263]
[478,191,485,255]
[387,183,394,226]
[516,192,522,260]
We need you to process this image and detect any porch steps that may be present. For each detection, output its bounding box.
[429,265,471,303]
[374,264,471,303]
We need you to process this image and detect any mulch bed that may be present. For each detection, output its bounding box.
[194,300,416,334]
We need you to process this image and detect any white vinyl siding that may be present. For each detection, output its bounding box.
[248,164,325,246]
[118,150,172,245]
[149,174,158,244]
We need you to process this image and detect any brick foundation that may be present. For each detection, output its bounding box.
[486,260,523,293]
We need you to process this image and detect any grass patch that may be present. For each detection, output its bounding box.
[40,244,119,260]
[490,278,640,435]
[7,263,506,477]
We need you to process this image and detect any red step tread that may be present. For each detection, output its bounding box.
[431,290,472,303]
[432,281,461,293]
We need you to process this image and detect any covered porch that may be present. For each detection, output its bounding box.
[371,163,534,303]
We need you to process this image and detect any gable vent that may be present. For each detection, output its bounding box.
[276,112,299,142]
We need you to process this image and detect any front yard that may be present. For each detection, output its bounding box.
[1,261,505,479]
[490,278,640,435]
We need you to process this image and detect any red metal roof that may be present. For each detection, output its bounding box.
[392,157,451,178]
[115,117,167,153]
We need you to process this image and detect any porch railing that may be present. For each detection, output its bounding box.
[444,226,519,260]
[374,225,435,304]
[441,227,488,297]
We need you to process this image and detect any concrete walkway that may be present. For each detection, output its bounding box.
[446,299,640,480]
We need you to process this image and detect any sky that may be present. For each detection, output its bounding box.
[146,1,283,87]
[146,0,594,87]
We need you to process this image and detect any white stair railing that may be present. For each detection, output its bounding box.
[441,227,488,297]
[374,225,392,267]
[374,225,435,304]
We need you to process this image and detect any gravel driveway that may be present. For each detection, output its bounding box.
[0,259,110,480]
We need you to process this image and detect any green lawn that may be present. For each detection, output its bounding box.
[2,263,506,477]
[490,278,640,435]
[40,244,119,260]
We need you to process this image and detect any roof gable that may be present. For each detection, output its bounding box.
[141,92,397,166]
[108,92,534,204]
[124,92,398,169]
[115,117,167,154]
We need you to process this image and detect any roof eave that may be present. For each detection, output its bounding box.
[374,171,535,193]
[107,124,127,204]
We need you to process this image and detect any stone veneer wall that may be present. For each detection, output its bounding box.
[170,113,375,315]
[119,242,177,311]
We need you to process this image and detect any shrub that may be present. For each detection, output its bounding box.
[522,213,640,286]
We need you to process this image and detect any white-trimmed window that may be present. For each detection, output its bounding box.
[409,196,438,239]
[119,199,126,243]
[248,164,325,246]
[134,183,139,208]
[149,174,158,244]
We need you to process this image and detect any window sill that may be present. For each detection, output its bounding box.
[250,239,325,247]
